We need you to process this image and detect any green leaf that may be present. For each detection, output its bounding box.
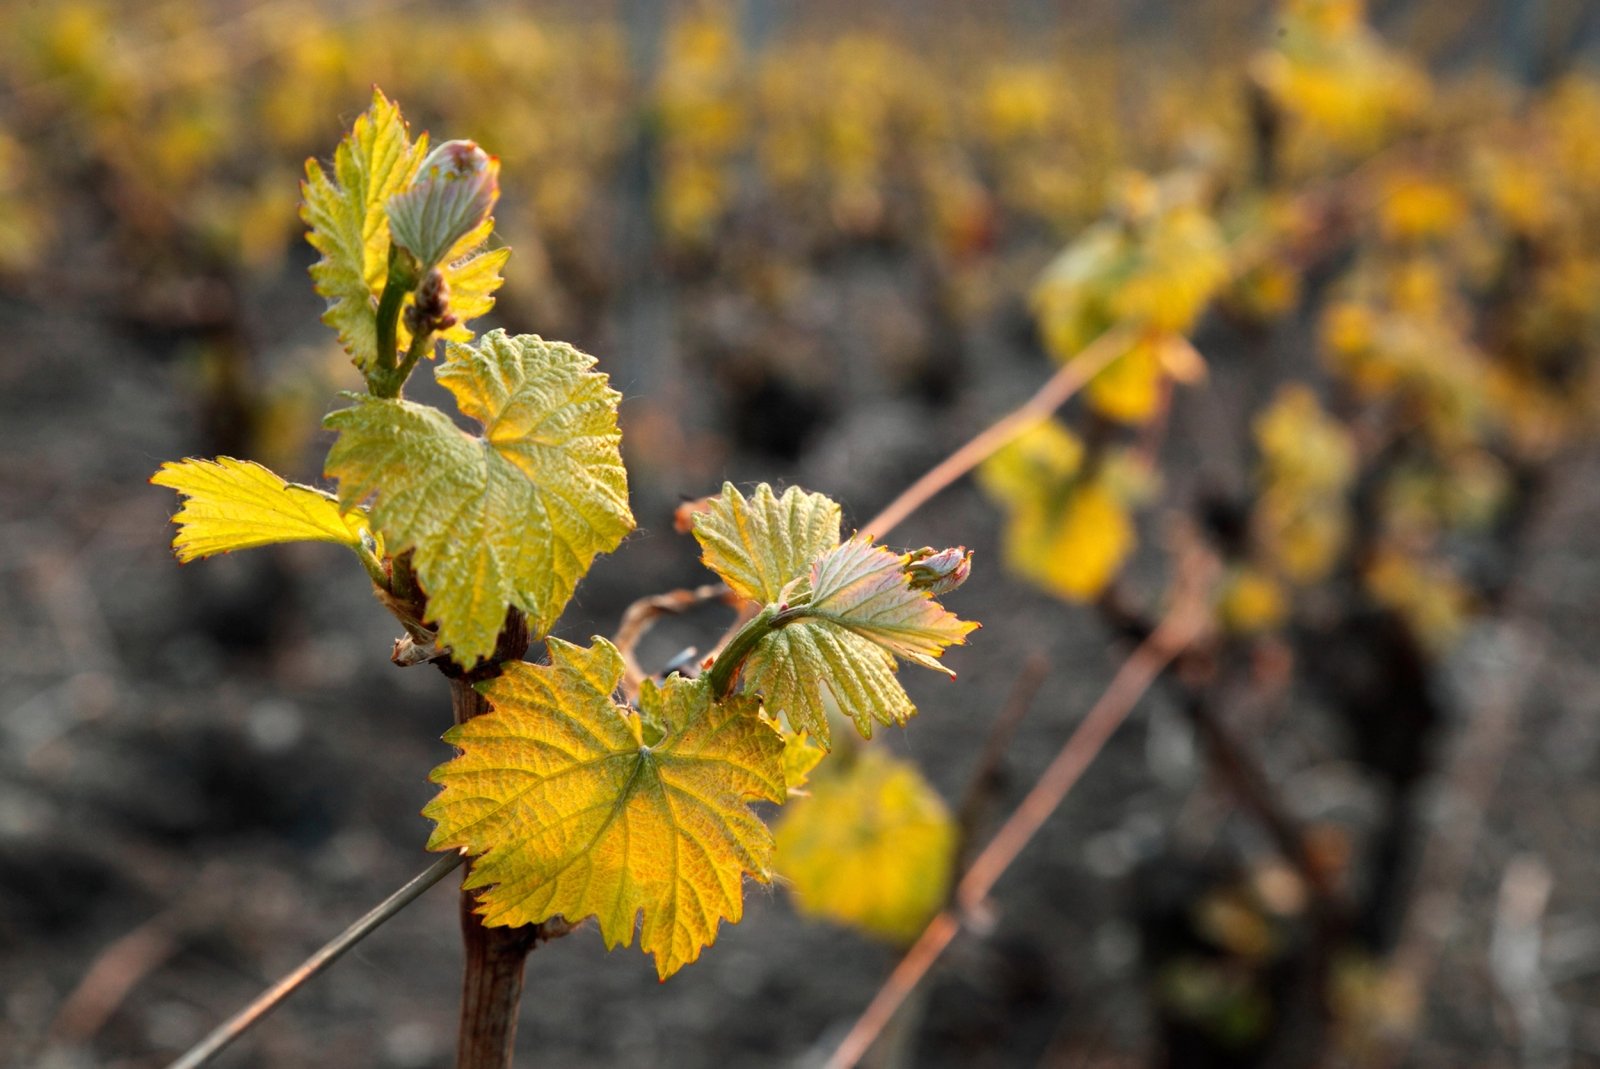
[151,456,378,561]
[424,638,785,979]
[301,89,427,369]
[746,539,976,746]
[324,330,633,664]
[775,748,956,944]
[693,483,977,748]
[744,624,909,747]
[693,482,841,603]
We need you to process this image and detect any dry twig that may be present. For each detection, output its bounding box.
[862,326,1134,541]
[823,537,1216,1069]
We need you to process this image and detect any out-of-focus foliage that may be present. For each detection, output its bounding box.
[1250,0,1429,163]
[978,420,1149,601]
[774,748,956,943]
[951,0,1600,662]
[1033,173,1228,423]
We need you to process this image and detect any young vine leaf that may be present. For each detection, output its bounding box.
[301,89,426,370]
[774,748,956,943]
[693,482,841,603]
[152,456,379,561]
[403,214,509,350]
[324,330,633,665]
[693,483,977,747]
[423,638,785,979]
[302,90,509,368]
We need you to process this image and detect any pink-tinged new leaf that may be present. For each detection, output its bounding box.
[807,538,980,675]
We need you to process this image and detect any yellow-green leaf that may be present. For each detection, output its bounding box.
[301,89,427,369]
[396,216,512,352]
[775,748,956,944]
[693,482,841,603]
[324,330,633,664]
[424,638,785,979]
[805,538,979,672]
[780,727,826,794]
[151,456,376,562]
[745,538,978,747]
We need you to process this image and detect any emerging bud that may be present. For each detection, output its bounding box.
[903,546,972,595]
[403,267,457,336]
[386,139,500,272]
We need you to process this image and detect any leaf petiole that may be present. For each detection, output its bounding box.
[388,322,436,396]
[705,603,780,698]
[369,246,420,397]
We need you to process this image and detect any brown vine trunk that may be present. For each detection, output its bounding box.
[443,610,565,1069]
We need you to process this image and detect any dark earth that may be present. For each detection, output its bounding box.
[6,4,1600,1066]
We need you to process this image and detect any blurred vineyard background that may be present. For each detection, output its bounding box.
[5,0,1600,1065]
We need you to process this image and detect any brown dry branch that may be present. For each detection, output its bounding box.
[613,582,737,698]
[1378,624,1542,1068]
[823,534,1217,1069]
[954,650,1051,872]
[52,908,183,1044]
[861,325,1134,541]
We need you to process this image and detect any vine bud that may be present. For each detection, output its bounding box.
[903,546,972,595]
[386,139,500,272]
[404,267,457,335]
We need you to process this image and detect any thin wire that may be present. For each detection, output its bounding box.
[166,851,464,1069]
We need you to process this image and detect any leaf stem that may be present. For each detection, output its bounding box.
[369,246,419,397]
[353,532,391,592]
[705,603,780,698]
[166,852,464,1069]
[388,323,437,395]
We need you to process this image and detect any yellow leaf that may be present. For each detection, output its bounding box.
[775,749,955,944]
[151,456,376,562]
[1032,185,1228,426]
[693,482,841,604]
[1364,549,1472,653]
[1254,385,1356,495]
[424,639,785,979]
[1219,566,1288,634]
[1007,481,1136,601]
[324,331,632,664]
[1087,336,1166,424]
[980,422,1138,601]
[975,419,1084,504]
[781,728,826,794]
